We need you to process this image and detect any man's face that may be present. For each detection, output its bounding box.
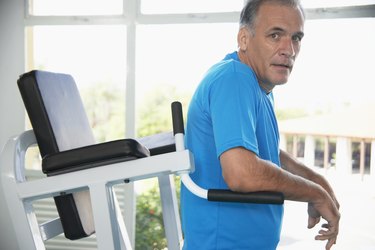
[238,3,305,92]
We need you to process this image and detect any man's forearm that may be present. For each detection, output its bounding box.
[279,149,339,207]
[221,147,331,203]
[279,149,319,181]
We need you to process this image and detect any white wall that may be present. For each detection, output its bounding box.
[0,0,26,151]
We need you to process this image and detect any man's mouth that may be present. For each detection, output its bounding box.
[272,63,292,69]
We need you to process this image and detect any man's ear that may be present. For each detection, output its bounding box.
[237,27,250,52]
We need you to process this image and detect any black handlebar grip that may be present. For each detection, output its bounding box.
[171,101,185,135]
[207,189,284,204]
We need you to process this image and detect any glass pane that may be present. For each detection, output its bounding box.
[141,0,245,14]
[301,0,375,8]
[30,0,123,16]
[135,23,238,137]
[274,18,375,113]
[27,25,127,142]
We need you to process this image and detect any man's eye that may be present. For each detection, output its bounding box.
[271,33,280,40]
[292,36,301,42]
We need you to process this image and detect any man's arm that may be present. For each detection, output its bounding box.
[220,147,340,250]
[279,149,339,207]
[279,149,340,245]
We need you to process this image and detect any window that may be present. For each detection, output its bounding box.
[135,23,238,137]
[25,23,129,249]
[141,0,244,14]
[274,18,375,112]
[27,25,127,142]
[29,0,123,16]
[20,1,375,249]
[301,0,375,8]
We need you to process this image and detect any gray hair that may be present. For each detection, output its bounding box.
[240,0,305,31]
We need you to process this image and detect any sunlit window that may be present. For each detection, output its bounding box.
[141,0,244,14]
[29,0,123,16]
[274,18,375,113]
[27,25,127,142]
[20,1,375,249]
[135,23,238,137]
[301,0,375,8]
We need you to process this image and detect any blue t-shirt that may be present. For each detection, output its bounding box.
[181,52,283,250]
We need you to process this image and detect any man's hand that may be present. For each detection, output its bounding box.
[280,150,340,249]
[308,196,340,250]
[307,202,321,229]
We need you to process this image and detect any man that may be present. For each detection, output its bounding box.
[181,0,340,249]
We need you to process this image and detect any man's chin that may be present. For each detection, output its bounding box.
[272,78,289,86]
[269,71,290,86]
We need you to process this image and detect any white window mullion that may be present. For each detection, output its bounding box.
[137,12,240,25]
[123,0,138,248]
[24,15,129,26]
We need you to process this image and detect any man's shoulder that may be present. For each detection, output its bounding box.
[192,52,259,103]
[204,58,255,86]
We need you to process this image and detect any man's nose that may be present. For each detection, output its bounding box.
[279,37,296,57]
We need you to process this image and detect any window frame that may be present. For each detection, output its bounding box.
[23,0,375,138]
[22,0,375,248]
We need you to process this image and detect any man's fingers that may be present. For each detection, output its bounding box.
[308,216,320,229]
[316,226,336,238]
[325,237,337,250]
[314,223,338,250]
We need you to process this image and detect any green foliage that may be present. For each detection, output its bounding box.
[275,108,308,120]
[81,82,191,140]
[135,183,167,250]
[135,177,181,250]
[137,84,190,137]
[81,81,187,248]
[81,82,125,142]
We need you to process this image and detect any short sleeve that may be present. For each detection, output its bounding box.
[209,69,260,157]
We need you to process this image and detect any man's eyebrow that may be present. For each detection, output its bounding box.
[268,27,305,38]
[268,27,285,33]
[294,31,305,38]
